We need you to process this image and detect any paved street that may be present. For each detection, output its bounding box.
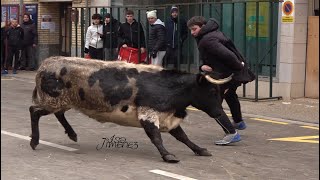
[1,73,319,180]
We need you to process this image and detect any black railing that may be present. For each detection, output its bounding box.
[67,0,283,101]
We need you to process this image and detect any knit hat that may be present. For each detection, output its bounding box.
[171,6,178,13]
[146,10,157,18]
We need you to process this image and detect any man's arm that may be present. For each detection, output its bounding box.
[84,26,91,53]
[117,24,126,47]
[203,37,243,71]
[32,24,38,45]
[139,23,146,48]
[152,25,166,52]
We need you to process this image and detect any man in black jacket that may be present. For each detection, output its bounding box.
[164,6,188,69]
[187,16,255,145]
[147,10,166,66]
[1,22,6,72]
[3,18,24,74]
[102,13,121,60]
[118,10,146,53]
[20,13,38,71]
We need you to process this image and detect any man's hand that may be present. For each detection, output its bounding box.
[201,65,213,72]
[141,48,146,53]
[32,44,36,48]
[122,44,128,48]
[151,51,157,59]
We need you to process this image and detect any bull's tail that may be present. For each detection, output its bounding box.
[32,87,39,104]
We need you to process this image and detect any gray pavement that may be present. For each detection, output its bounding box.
[1,70,319,180]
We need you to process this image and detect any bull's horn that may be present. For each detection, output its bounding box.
[204,73,233,85]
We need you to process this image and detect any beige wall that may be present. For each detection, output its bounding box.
[37,2,60,45]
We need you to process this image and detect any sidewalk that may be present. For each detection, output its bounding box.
[2,71,319,125]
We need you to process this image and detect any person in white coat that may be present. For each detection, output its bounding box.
[84,14,104,60]
[146,10,166,66]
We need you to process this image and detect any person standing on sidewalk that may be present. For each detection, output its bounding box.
[2,18,24,75]
[101,13,121,60]
[84,14,104,60]
[20,13,38,71]
[118,10,146,54]
[187,16,255,145]
[1,22,7,72]
[164,6,188,69]
[146,10,166,66]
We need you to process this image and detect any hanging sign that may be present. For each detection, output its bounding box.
[282,0,294,23]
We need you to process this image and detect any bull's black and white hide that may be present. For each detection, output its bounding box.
[29,56,233,163]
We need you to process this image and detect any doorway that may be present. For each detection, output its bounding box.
[60,3,72,56]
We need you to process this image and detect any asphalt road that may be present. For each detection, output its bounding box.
[1,75,319,180]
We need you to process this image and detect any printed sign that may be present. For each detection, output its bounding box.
[282,0,294,23]
[41,15,53,30]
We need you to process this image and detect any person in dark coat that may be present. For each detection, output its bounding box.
[1,22,6,72]
[164,6,188,69]
[118,10,146,52]
[102,13,121,60]
[20,13,38,71]
[147,10,166,66]
[3,18,24,74]
[187,16,255,145]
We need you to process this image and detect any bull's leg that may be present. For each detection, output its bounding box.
[169,126,212,156]
[29,105,51,150]
[140,120,180,163]
[54,111,77,142]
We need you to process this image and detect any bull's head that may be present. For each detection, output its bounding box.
[192,72,234,117]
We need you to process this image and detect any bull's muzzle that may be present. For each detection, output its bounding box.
[205,73,234,85]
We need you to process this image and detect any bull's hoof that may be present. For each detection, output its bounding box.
[30,139,39,150]
[162,154,180,163]
[195,148,212,156]
[68,133,78,142]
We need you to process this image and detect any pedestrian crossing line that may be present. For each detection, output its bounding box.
[1,78,13,80]
[1,130,78,152]
[269,135,319,144]
[300,126,319,130]
[250,118,289,125]
[149,169,197,180]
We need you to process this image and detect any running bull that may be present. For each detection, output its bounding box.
[29,56,233,163]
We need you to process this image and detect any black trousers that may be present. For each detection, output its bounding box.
[164,47,182,70]
[219,80,243,123]
[6,46,20,70]
[21,45,36,69]
[89,46,103,60]
[1,41,5,69]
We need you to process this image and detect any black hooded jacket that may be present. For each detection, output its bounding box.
[118,19,146,49]
[20,19,37,46]
[165,16,188,48]
[6,25,24,47]
[148,19,166,52]
[102,17,121,49]
[195,18,255,84]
